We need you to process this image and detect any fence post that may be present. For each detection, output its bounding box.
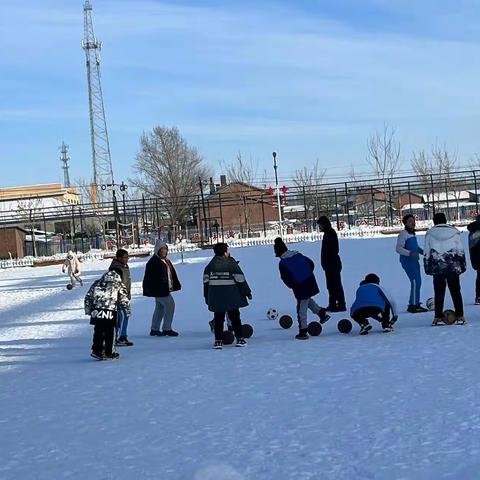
[261,193,266,237]
[473,171,479,216]
[344,182,351,228]
[388,178,394,226]
[334,188,340,230]
[408,182,412,215]
[43,213,48,257]
[199,179,208,243]
[155,199,160,235]
[134,205,140,248]
[370,186,376,226]
[197,195,204,247]
[430,174,436,217]
[444,178,450,221]
[79,208,85,253]
[218,192,225,242]
[302,186,308,225]
[71,205,76,252]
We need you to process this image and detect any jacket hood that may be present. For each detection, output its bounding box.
[428,224,459,242]
[154,240,168,256]
[280,250,298,260]
[110,258,127,269]
[103,270,120,283]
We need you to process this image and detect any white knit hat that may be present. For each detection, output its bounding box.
[154,240,168,255]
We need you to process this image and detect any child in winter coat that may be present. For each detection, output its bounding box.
[62,250,83,288]
[350,273,398,335]
[274,237,329,340]
[203,243,252,349]
[396,214,427,313]
[84,270,131,360]
[424,213,466,325]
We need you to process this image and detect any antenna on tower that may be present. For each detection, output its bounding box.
[82,0,114,203]
[60,141,71,188]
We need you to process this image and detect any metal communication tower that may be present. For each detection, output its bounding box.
[82,0,114,202]
[60,141,71,188]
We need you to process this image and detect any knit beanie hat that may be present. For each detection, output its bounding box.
[274,237,288,257]
[154,240,168,255]
[364,273,380,284]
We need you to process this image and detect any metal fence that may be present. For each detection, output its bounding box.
[2,168,480,255]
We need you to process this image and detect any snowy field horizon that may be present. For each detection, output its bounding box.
[1,235,480,479]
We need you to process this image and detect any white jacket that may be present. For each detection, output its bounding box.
[424,224,466,276]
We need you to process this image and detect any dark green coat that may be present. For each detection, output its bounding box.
[203,256,251,313]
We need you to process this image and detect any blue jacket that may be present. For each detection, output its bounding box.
[350,283,397,316]
[396,229,423,267]
[278,250,320,300]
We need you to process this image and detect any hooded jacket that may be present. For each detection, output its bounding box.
[142,244,181,298]
[84,270,131,325]
[424,224,466,276]
[203,255,251,312]
[278,250,320,300]
[62,251,80,275]
[396,229,423,267]
[467,219,480,270]
[350,282,397,317]
[109,258,132,299]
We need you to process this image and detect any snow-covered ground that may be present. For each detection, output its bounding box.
[1,235,480,480]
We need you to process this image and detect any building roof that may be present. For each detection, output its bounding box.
[0,183,79,202]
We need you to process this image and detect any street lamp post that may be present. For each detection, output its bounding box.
[273,151,283,237]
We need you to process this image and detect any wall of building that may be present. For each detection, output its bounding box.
[0,228,25,259]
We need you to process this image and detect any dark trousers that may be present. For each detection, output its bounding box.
[214,309,242,341]
[433,273,463,318]
[92,324,115,356]
[476,271,480,298]
[352,305,391,328]
[325,269,346,308]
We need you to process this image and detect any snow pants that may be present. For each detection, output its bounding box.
[324,269,346,308]
[116,308,128,338]
[401,260,421,306]
[296,298,321,329]
[92,324,115,356]
[352,305,391,328]
[433,273,463,318]
[151,295,175,332]
[213,309,242,341]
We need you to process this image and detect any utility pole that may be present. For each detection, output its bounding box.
[82,0,114,203]
[60,141,71,188]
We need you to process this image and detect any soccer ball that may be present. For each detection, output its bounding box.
[66,284,73,290]
[267,308,279,320]
[426,297,435,311]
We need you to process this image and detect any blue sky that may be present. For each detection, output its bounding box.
[1,0,480,187]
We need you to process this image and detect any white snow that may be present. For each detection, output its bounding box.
[1,235,480,479]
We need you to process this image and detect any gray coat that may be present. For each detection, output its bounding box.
[203,256,251,313]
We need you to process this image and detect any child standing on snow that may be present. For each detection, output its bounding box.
[62,250,83,287]
[350,273,398,334]
[84,269,130,360]
[396,214,427,313]
[203,243,252,349]
[274,237,329,340]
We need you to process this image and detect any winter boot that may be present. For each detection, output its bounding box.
[116,336,133,346]
[382,323,394,333]
[455,316,466,325]
[295,329,309,340]
[432,317,445,326]
[214,340,223,350]
[359,322,372,335]
[318,308,331,324]
[236,338,247,347]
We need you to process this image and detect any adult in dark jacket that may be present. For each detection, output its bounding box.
[467,215,480,303]
[274,237,329,340]
[143,240,181,336]
[317,216,346,312]
[109,248,133,346]
[203,243,252,349]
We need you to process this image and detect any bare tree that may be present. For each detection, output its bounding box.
[293,159,326,221]
[411,144,460,219]
[221,151,258,185]
[367,123,402,225]
[16,197,43,257]
[130,126,211,225]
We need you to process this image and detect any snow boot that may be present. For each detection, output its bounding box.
[359,323,372,335]
[214,340,223,350]
[236,338,247,347]
[295,329,309,340]
[90,351,103,361]
[318,308,331,324]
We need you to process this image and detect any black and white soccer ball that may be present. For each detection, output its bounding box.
[267,308,279,320]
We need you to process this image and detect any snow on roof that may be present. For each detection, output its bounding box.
[422,191,471,202]
[401,203,425,210]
